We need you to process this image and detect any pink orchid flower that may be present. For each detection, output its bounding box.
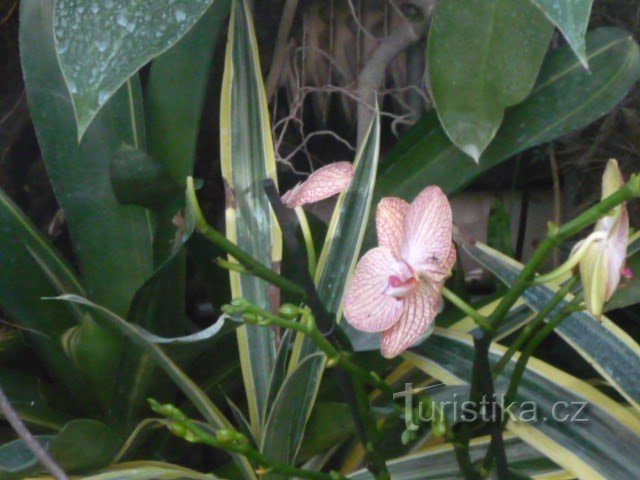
[281,162,354,208]
[343,186,456,358]
[571,159,629,318]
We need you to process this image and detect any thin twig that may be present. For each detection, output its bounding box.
[0,386,69,480]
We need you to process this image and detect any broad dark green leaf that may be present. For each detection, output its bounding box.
[261,354,325,480]
[0,419,120,479]
[0,187,92,406]
[377,27,640,209]
[0,370,71,431]
[406,330,640,480]
[53,0,219,138]
[530,0,594,67]
[21,0,155,411]
[146,0,230,186]
[298,402,354,461]
[428,0,553,160]
[465,241,640,409]
[221,0,281,434]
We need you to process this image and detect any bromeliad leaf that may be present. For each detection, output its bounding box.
[51,294,256,480]
[427,0,553,161]
[53,0,220,138]
[529,0,594,68]
[221,0,281,435]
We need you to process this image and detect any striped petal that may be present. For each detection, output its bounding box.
[376,197,409,257]
[343,247,403,333]
[281,161,354,207]
[380,282,439,358]
[402,186,453,274]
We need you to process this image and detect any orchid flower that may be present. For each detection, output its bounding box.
[571,159,630,318]
[343,186,456,358]
[281,161,354,208]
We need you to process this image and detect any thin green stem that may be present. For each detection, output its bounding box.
[442,288,493,333]
[186,177,305,298]
[453,441,481,480]
[504,299,580,405]
[224,300,392,394]
[295,206,317,277]
[488,175,639,329]
[492,276,578,378]
[151,401,347,480]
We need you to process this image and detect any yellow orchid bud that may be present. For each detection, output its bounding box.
[576,160,629,318]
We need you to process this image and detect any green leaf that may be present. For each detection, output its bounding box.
[349,434,562,480]
[72,461,219,480]
[146,0,231,187]
[0,419,121,479]
[0,369,71,431]
[529,0,594,68]
[427,0,553,160]
[377,27,640,207]
[464,241,640,410]
[298,402,354,461]
[21,0,155,411]
[261,354,325,480]
[405,329,640,480]
[21,1,154,318]
[220,0,281,436]
[0,187,90,405]
[50,294,256,480]
[53,0,219,138]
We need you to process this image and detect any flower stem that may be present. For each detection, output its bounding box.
[151,400,347,480]
[185,177,305,298]
[492,276,578,378]
[488,175,640,329]
[442,287,493,333]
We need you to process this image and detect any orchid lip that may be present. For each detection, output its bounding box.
[385,260,418,299]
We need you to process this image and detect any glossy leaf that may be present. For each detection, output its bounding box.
[465,241,640,409]
[261,354,325,479]
[52,294,256,479]
[21,0,155,411]
[405,329,640,480]
[349,434,563,480]
[530,0,594,68]
[221,0,281,435]
[146,0,230,186]
[428,0,553,160]
[377,27,640,213]
[0,187,89,405]
[0,419,120,478]
[53,0,218,138]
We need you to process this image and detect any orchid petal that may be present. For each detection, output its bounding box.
[281,161,354,208]
[376,197,409,257]
[420,245,457,283]
[581,240,608,318]
[380,282,439,358]
[604,205,629,299]
[343,247,403,333]
[602,158,624,199]
[402,186,453,272]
